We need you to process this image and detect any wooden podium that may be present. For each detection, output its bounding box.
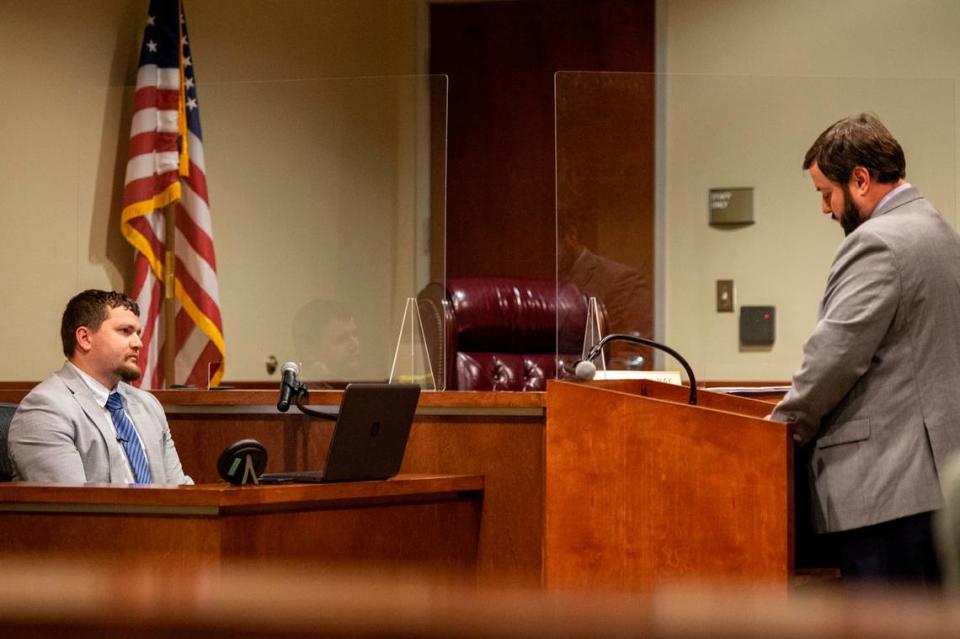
[544,379,791,591]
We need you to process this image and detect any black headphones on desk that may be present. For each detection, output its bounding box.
[216,439,267,485]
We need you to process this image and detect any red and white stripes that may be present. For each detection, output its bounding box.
[120,14,225,389]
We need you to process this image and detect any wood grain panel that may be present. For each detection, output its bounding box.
[402,414,545,588]
[0,512,222,570]
[168,414,335,483]
[584,379,776,418]
[0,477,482,576]
[544,381,791,591]
[161,390,543,484]
[222,501,479,573]
[431,0,655,279]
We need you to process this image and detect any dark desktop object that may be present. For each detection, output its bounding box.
[259,383,421,483]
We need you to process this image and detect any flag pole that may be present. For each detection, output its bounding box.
[163,202,177,388]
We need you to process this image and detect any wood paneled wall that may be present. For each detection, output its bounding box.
[431,0,656,279]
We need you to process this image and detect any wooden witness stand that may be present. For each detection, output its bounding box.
[0,475,483,574]
[0,380,790,591]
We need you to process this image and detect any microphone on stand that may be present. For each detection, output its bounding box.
[276,361,303,412]
[572,333,698,405]
[560,358,607,381]
[572,359,599,381]
[275,362,339,420]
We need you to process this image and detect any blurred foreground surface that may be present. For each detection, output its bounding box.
[0,557,959,638]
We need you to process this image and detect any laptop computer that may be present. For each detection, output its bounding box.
[258,383,421,483]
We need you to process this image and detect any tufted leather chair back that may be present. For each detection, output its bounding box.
[417,278,604,391]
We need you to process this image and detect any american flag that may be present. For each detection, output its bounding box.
[120,0,225,389]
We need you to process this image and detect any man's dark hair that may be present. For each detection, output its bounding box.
[803,113,906,184]
[61,290,140,358]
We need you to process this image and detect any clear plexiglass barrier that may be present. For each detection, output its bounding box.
[556,71,956,383]
[0,75,447,389]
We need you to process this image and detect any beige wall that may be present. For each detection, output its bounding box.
[4,0,957,385]
[659,0,960,380]
[0,0,428,381]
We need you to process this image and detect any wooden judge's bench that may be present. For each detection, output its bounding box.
[0,380,791,591]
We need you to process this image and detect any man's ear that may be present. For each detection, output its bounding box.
[74,326,93,354]
[850,166,871,196]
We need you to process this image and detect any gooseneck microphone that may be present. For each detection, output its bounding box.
[574,333,698,405]
[275,362,339,420]
[276,361,302,412]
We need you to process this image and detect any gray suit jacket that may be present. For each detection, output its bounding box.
[7,364,192,485]
[773,186,960,533]
[564,249,653,339]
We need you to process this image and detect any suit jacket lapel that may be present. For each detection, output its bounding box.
[55,364,128,482]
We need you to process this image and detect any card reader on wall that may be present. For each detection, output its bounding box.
[740,306,775,346]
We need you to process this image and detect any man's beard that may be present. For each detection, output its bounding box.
[115,360,142,383]
[838,184,864,236]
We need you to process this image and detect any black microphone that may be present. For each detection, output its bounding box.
[277,361,302,412]
[574,333,698,405]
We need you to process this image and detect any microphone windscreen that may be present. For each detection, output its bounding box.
[574,360,597,381]
[281,361,300,376]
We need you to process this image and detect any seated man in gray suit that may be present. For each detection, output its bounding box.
[8,290,192,484]
[772,114,960,585]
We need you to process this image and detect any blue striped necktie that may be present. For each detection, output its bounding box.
[106,392,153,484]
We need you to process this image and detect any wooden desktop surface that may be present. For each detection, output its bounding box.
[0,474,483,575]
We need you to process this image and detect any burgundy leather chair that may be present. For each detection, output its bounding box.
[416,278,604,391]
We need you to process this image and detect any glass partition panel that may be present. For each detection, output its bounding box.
[63,74,446,389]
[555,72,656,376]
[557,71,956,382]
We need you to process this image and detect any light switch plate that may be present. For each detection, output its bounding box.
[716,280,734,313]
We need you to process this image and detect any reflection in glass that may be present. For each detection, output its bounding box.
[293,299,362,384]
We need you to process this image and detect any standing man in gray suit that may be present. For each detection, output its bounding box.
[8,290,192,485]
[772,113,960,585]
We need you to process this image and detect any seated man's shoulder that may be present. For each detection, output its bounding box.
[19,370,74,408]
[10,372,82,440]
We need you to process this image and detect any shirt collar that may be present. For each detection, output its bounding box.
[66,361,115,408]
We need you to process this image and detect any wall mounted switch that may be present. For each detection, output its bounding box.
[717,279,734,313]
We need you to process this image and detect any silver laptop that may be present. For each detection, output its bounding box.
[259,383,421,483]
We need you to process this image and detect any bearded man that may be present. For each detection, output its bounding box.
[771,113,960,585]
